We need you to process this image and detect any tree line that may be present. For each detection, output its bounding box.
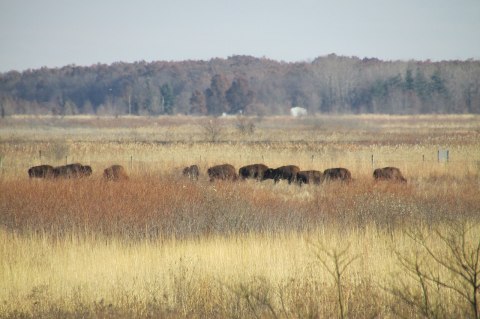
[1,54,479,116]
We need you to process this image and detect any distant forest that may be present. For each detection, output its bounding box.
[1,54,480,116]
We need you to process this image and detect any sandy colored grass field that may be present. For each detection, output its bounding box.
[1,114,479,179]
[1,114,480,318]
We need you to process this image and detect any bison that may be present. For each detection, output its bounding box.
[28,165,54,178]
[373,167,407,183]
[323,168,352,182]
[53,163,92,178]
[296,170,323,185]
[207,164,238,182]
[239,164,269,181]
[263,165,300,184]
[183,165,200,180]
[103,165,129,181]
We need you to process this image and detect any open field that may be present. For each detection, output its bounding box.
[1,114,480,318]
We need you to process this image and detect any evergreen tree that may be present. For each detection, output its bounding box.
[404,69,415,91]
[160,83,175,114]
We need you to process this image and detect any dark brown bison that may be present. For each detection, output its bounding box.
[28,165,54,178]
[54,163,92,178]
[207,164,238,182]
[183,165,200,180]
[239,164,269,180]
[323,168,352,182]
[296,170,323,185]
[263,165,300,184]
[373,167,407,182]
[103,165,129,181]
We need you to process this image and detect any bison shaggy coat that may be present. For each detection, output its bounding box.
[373,167,407,182]
[183,165,200,180]
[296,170,323,185]
[103,165,129,181]
[28,165,55,178]
[263,165,300,184]
[239,164,269,180]
[207,164,238,182]
[53,163,92,178]
[323,168,352,182]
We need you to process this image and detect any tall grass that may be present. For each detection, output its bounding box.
[1,115,480,318]
[2,224,479,318]
[1,174,478,239]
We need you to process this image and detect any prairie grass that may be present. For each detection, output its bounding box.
[1,114,480,318]
[1,223,479,318]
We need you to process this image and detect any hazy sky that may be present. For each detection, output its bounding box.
[1,0,479,72]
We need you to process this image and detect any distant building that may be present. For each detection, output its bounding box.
[290,107,307,117]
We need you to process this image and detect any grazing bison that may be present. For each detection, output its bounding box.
[296,170,323,185]
[323,168,352,182]
[103,165,129,181]
[239,164,269,181]
[28,165,54,178]
[183,165,200,180]
[207,164,238,182]
[263,165,300,184]
[373,167,407,183]
[54,163,92,178]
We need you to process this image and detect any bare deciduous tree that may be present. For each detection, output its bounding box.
[391,222,480,319]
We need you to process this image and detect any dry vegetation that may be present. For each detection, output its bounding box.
[1,114,480,318]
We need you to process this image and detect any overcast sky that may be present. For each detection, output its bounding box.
[1,0,479,72]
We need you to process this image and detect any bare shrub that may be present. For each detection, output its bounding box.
[235,116,256,135]
[309,240,359,319]
[390,222,480,319]
[200,118,223,142]
[225,277,279,319]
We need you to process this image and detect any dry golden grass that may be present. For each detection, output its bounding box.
[1,114,480,318]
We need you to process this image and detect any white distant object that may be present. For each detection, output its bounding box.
[290,107,307,117]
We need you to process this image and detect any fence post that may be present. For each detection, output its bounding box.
[371,154,374,168]
[65,156,68,165]
[130,155,133,170]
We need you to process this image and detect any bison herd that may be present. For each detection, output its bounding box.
[28,163,92,179]
[187,163,406,184]
[29,162,406,184]
[28,163,129,181]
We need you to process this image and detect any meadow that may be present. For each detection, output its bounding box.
[1,114,480,318]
